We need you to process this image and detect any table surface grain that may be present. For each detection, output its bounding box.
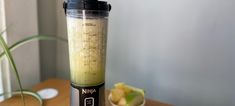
[0,79,171,106]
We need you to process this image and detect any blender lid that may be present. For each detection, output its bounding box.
[64,0,111,11]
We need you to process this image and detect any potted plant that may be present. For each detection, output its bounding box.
[0,30,67,106]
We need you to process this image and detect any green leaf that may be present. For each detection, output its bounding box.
[0,33,67,106]
[0,35,67,60]
[0,90,43,106]
[0,31,25,106]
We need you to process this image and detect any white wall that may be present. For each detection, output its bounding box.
[38,0,70,80]
[0,0,11,100]
[0,0,4,101]
[56,0,70,79]
[54,0,235,105]
[38,0,57,81]
[106,0,235,105]
[4,0,40,89]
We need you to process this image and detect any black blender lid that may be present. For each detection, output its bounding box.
[65,0,111,11]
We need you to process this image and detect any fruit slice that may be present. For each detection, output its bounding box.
[111,88,125,103]
[111,82,145,106]
[125,85,145,96]
[125,92,144,106]
[115,82,132,95]
[115,82,145,96]
[118,97,127,106]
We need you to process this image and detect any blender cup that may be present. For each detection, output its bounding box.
[63,0,111,106]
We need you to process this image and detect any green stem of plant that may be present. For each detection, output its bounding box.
[0,33,67,106]
[0,31,25,106]
[0,35,67,60]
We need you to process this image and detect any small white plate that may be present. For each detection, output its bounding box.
[37,88,58,100]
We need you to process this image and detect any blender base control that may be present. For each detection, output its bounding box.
[85,97,94,106]
[71,83,104,106]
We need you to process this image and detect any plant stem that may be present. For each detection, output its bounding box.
[0,31,25,106]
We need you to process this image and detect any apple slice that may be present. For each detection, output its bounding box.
[125,92,144,106]
[111,88,125,103]
[115,82,145,96]
[118,97,127,106]
[115,82,133,95]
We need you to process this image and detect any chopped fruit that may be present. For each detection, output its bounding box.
[118,97,127,106]
[125,85,145,96]
[111,88,125,103]
[115,82,132,95]
[126,92,144,106]
[114,82,125,89]
[110,82,145,106]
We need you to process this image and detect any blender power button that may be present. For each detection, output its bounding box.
[84,97,94,106]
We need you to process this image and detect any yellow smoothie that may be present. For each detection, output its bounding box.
[67,17,108,86]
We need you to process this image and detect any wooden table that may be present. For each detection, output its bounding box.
[0,79,171,106]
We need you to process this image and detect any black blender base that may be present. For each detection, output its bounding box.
[70,83,105,106]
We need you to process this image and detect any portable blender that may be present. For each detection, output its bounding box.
[63,0,111,105]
